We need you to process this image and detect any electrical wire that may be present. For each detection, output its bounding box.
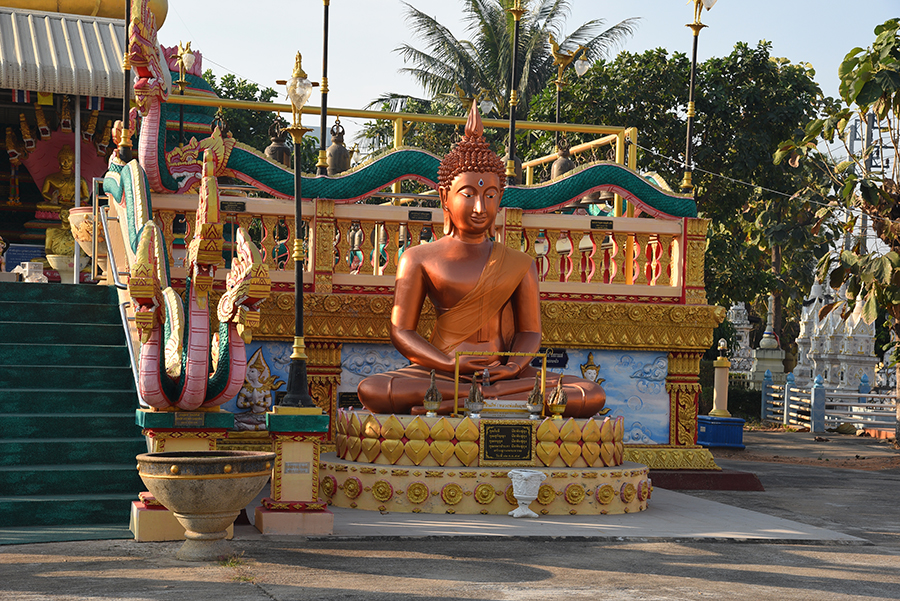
[632,141,900,231]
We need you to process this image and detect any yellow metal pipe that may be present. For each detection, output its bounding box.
[163,94,627,136]
[522,133,619,169]
[392,118,405,200]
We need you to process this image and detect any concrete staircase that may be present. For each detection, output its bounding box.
[0,281,145,528]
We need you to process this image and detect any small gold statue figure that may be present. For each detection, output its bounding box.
[44,208,76,259]
[234,349,284,431]
[40,145,90,206]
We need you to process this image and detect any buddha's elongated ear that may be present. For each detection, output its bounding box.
[439,186,452,236]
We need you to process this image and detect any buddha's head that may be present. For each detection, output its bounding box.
[57,145,75,173]
[437,104,505,238]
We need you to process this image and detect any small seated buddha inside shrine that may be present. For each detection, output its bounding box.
[40,144,90,207]
[357,104,605,418]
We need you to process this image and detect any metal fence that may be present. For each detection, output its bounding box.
[761,371,897,433]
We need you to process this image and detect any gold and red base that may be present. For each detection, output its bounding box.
[321,454,650,515]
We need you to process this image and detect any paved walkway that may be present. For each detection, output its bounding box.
[2,430,899,600]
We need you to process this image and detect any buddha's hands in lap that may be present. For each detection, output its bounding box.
[455,356,522,382]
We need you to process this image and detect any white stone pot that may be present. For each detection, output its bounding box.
[507,469,546,518]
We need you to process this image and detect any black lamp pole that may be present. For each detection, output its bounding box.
[281,125,315,407]
[119,0,133,163]
[316,0,331,176]
[681,12,707,193]
[506,0,524,187]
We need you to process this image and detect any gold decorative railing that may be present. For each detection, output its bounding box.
[150,195,707,304]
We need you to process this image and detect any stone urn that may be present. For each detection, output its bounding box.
[507,469,547,518]
[68,206,107,274]
[136,450,275,561]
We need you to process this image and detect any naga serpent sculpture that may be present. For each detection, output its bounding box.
[104,149,271,410]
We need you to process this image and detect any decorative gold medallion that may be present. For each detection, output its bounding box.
[620,482,636,503]
[441,483,464,505]
[537,483,557,505]
[342,476,362,499]
[320,475,337,498]
[474,483,496,505]
[406,481,429,504]
[564,483,586,505]
[372,480,394,503]
[504,484,517,505]
[596,483,616,505]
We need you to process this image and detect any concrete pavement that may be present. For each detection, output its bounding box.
[2,430,900,600]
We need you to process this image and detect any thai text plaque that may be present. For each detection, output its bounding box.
[479,420,536,467]
[220,200,247,213]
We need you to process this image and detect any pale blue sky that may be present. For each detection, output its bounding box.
[161,0,897,139]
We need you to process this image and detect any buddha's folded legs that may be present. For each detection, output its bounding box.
[357,365,605,418]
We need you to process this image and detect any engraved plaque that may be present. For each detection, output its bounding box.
[173,412,205,428]
[338,392,363,409]
[220,200,247,213]
[590,219,613,230]
[408,210,432,222]
[284,462,311,474]
[479,420,536,467]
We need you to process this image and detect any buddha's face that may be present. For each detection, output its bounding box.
[440,171,501,242]
[59,154,74,173]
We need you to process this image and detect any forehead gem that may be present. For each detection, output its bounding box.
[478,178,484,186]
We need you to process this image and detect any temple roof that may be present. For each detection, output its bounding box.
[0,7,126,99]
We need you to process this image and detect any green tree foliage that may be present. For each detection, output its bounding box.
[776,19,900,345]
[528,43,834,343]
[382,0,637,118]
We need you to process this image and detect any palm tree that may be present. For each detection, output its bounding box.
[382,0,638,117]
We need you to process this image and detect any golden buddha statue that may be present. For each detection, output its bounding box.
[40,145,90,206]
[44,208,76,260]
[357,104,605,418]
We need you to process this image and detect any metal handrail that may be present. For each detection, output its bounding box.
[118,300,146,408]
[91,178,104,282]
[99,203,128,290]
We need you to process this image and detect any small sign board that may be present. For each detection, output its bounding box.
[284,462,310,474]
[530,347,568,369]
[338,392,363,409]
[4,244,45,272]
[590,219,614,231]
[408,210,432,222]
[479,420,536,467]
[173,412,205,428]
[220,200,247,213]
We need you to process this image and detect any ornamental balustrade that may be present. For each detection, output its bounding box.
[148,193,699,304]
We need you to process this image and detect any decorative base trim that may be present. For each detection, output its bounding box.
[624,446,720,470]
[321,453,650,515]
[261,497,328,512]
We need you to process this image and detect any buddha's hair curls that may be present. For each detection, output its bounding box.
[437,103,505,191]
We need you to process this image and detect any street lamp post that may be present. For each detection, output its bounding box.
[118,0,133,163]
[681,0,717,193]
[506,0,525,187]
[279,53,315,409]
[317,0,331,176]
